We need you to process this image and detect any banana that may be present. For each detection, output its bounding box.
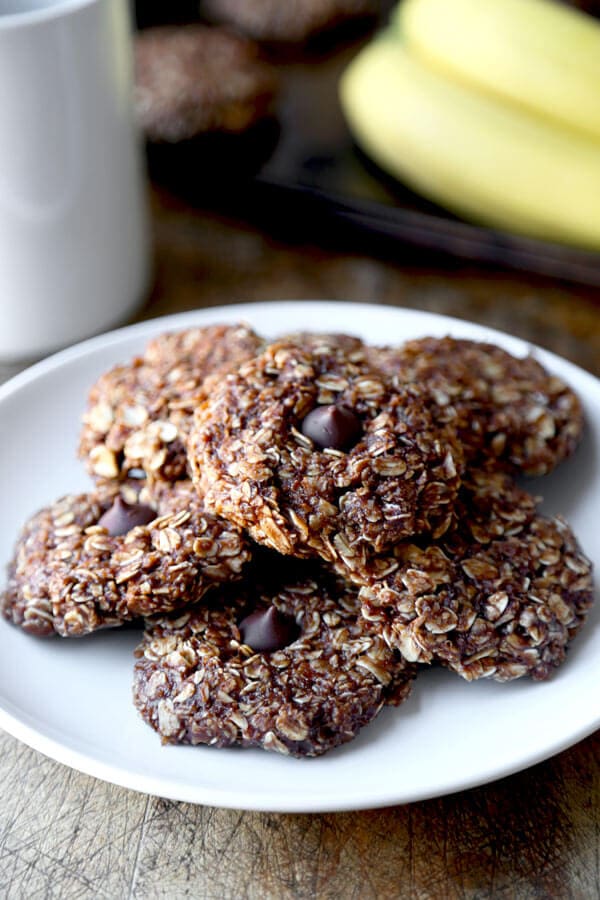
[397,0,600,141]
[339,36,600,249]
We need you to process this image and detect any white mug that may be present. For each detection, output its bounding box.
[0,0,150,361]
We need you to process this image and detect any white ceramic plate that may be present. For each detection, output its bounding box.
[0,301,598,812]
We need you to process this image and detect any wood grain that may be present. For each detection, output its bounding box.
[0,729,597,899]
[0,732,146,898]
[0,183,598,899]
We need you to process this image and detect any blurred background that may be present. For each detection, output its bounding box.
[115,0,600,380]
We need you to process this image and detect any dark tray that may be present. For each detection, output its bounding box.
[249,37,600,289]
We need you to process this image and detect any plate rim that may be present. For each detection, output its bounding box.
[0,688,597,813]
[1,299,598,812]
[4,298,600,404]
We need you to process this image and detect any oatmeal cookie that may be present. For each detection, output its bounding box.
[188,338,463,570]
[135,26,277,144]
[1,489,114,637]
[370,337,584,476]
[2,482,251,638]
[281,331,366,355]
[79,323,264,487]
[360,470,594,682]
[133,569,416,757]
[201,0,378,44]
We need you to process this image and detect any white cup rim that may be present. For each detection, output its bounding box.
[0,0,96,29]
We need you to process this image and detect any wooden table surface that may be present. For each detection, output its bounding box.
[0,184,599,899]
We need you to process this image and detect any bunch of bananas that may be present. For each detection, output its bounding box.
[340,0,600,249]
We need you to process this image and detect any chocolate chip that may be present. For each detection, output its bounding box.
[238,606,300,653]
[301,404,362,450]
[97,496,156,536]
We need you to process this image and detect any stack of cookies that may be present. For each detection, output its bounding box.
[1,324,594,757]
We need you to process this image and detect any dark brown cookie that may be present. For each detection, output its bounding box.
[135,25,277,144]
[201,0,379,44]
[188,338,464,573]
[79,324,264,487]
[133,569,416,757]
[1,490,113,637]
[360,470,594,682]
[2,482,251,638]
[370,336,584,476]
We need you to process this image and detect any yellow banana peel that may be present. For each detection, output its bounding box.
[398,0,600,142]
[339,36,600,249]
